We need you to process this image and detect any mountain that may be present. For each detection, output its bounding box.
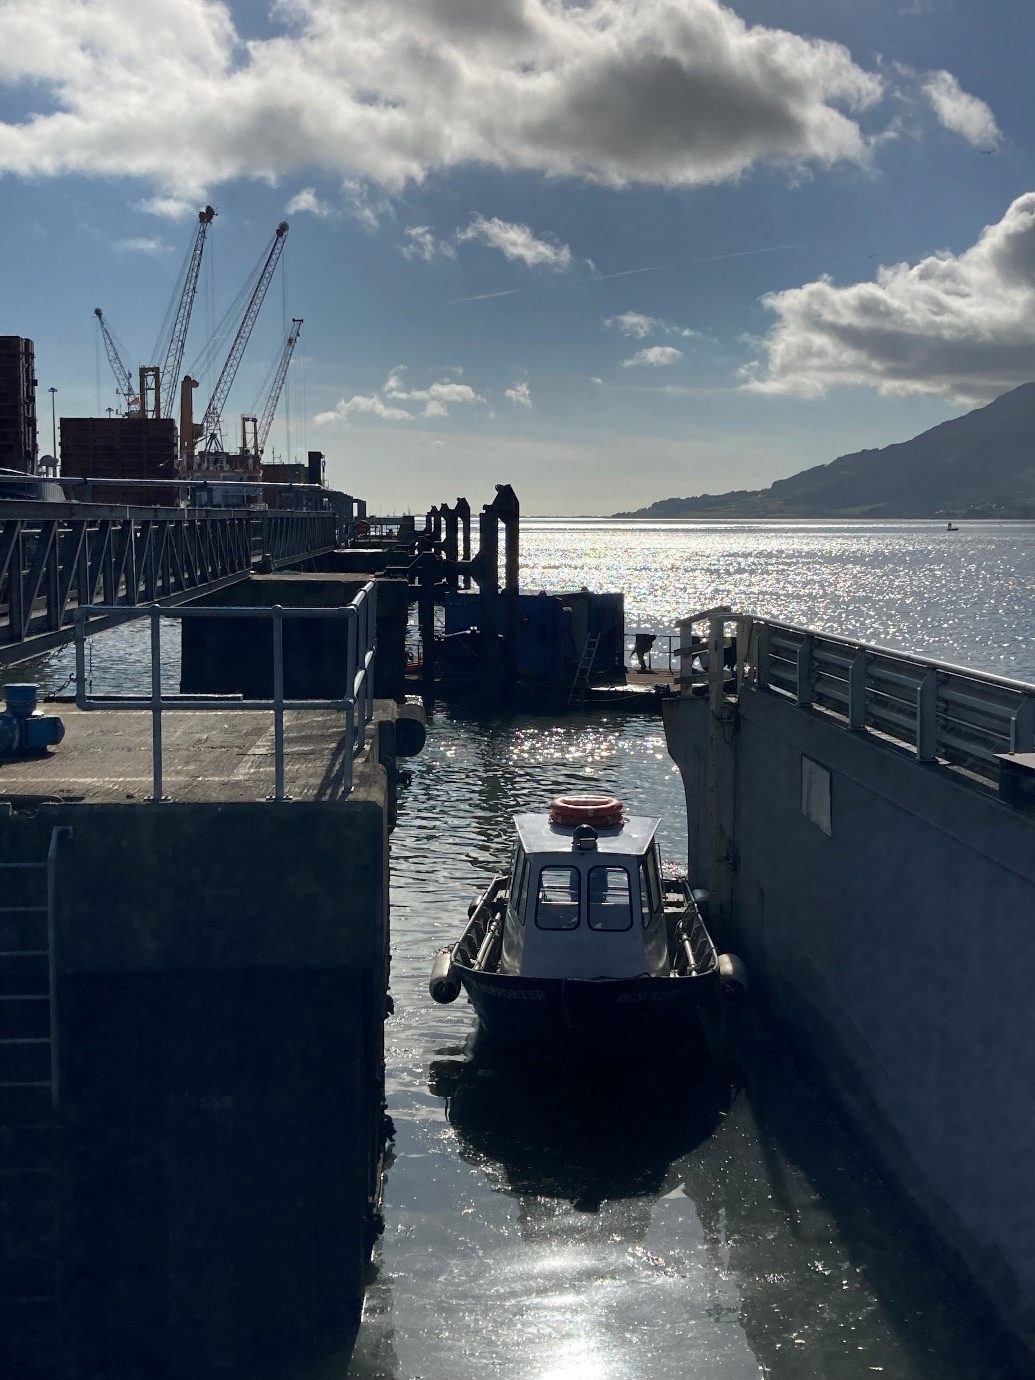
[615,383,1035,519]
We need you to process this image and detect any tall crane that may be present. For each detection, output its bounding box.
[197,221,289,453]
[93,308,136,411]
[157,205,216,419]
[244,318,303,459]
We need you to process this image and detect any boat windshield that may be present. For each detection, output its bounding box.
[535,867,580,930]
[587,866,634,931]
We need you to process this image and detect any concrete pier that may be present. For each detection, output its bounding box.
[0,631,415,1374]
[663,614,1035,1362]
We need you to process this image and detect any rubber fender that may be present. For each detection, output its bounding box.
[396,703,427,758]
[717,952,749,1000]
[429,947,461,1004]
[691,888,710,919]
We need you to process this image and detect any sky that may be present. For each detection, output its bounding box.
[1,0,1034,514]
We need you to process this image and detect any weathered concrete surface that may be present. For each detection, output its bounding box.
[0,707,401,1374]
[179,571,408,702]
[664,685,1035,1360]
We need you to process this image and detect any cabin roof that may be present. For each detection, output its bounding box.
[513,812,660,858]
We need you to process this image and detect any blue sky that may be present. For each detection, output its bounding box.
[1,0,1033,513]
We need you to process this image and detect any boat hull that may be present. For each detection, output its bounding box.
[458,965,721,1053]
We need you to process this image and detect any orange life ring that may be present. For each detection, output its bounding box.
[549,794,623,828]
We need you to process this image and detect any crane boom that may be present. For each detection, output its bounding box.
[159,205,216,419]
[199,220,289,448]
[93,307,135,408]
[256,318,303,456]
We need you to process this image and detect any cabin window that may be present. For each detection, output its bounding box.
[587,866,634,931]
[638,861,653,928]
[535,867,581,930]
[646,843,663,913]
[509,846,528,924]
[514,854,530,925]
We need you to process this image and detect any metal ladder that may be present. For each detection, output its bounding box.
[0,825,69,1378]
[567,633,601,708]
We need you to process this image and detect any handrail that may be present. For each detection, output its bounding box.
[675,610,1035,784]
[72,582,377,801]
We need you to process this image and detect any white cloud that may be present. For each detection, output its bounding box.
[317,367,484,423]
[458,216,574,271]
[0,0,888,195]
[400,225,456,261]
[115,236,170,254]
[504,381,532,408]
[922,70,1000,149]
[341,178,392,231]
[621,345,684,367]
[605,311,699,339]
[286,186,332,217]
[136,195,196,219]
[745,191,1035,402]
[315,393,414,423]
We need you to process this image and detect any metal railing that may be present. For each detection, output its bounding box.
[676,610,1035,783]
[0,501,338,664]
[625,629,680,673]
[72,582,377,801]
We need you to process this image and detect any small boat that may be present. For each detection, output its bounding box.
[946,522,959,532]
[429,794,746,1053]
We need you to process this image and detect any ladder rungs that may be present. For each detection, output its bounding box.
[0,996,48,1002]
[0,1081,52,1089]
[0,1038,50,1046]
[0,907,47,915]
[0,953,48,959]
[0,864,46,871]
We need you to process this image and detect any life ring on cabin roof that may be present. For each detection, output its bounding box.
[549,794,623,828]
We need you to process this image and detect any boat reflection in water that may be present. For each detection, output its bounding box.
[428,1033,733,1244]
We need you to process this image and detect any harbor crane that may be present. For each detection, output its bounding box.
[240,318,303,459]
[93,308,137,412]
[195,221,290,456]
[93,204,215,419]
[156,205,216,419]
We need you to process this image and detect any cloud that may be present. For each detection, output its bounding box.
[286,186,332,217]
[745,192,1035,402]
[605,311,698,339]
[401,225,456,261]
[0,0,887,195]
[341,178,392,231]
[504,381,532,408]
[621,345,684,367]
[922,70,1000,148]
[115,236,170,254]
[458,216,575,271]
[315,393,414,423]
[317,366,484,423]
[136,195,196,219]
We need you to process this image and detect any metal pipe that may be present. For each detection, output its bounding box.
[149,604,164,801]
[272,605,285,800]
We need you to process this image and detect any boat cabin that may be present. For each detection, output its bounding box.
[499,802,670,981]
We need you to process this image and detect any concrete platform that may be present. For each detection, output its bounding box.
[0,706,364,804]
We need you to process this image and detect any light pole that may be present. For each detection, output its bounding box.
[48,386,57,468]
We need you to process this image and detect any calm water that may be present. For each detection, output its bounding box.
[5,520,1033,1377]
[343,521,1032,1380]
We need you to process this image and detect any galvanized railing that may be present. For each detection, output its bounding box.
[625,629,681,674]
[676,610,1035,782]
[72,582,377,801]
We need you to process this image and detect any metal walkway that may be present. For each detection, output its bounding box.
[0,500,339,666]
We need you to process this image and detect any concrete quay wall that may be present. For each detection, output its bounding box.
[664,686,1035,1357]
[0,715,398,1376]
